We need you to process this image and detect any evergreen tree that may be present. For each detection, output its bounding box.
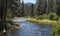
[47,0,55,14]
[36,0,47,15]
[30,4,34,17]
[20,0,25,17]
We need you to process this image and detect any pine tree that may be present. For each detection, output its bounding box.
[30,4,34,17]
[36,0,46,15]
[47,0,55,13]
[20,0,25,17]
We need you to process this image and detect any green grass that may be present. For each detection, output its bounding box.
[27,18,57,25]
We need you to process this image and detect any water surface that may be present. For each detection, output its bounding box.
[11,19,52,36]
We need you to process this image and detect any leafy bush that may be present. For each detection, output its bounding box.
[49,13,59,21]
[32,13,59,21]
[32,15,38,18]
[34,15,44,20]
[43,14,49,19]
[33,15,48,20]
[38,15,44,20]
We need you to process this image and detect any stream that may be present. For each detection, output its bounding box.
[11,18,52,36]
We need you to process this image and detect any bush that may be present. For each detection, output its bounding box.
[43,14,49,19]
[33,15,48,20]
[49,13,59,21]
[32,13,59,21]
[38,15,44,20]
[32,15,38,18]
[34,15,44,20]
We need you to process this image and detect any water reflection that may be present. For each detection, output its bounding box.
[11,21,52,36]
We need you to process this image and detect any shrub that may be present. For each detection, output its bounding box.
[39,15,44,20]
[33,15,39,20]
[49,13,59,21]
[33,15,48,20]
[43,14,49,19]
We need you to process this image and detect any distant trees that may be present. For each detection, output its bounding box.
[47,0,55,13]
[16,0,60,17]
[35,0,60,16]
[36,0,47,15]
[15,0,59,17]
[36,0,43,15]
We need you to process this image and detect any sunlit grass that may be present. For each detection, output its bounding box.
[27,18,57,25]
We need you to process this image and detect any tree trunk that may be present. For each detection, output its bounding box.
[4,0,8,21]
[0,0,5,21]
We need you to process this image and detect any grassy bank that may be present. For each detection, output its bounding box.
[27,18,60,36]
[27,18,57,25]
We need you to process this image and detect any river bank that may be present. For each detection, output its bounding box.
[27,18,57,25]
[27,18,60,36]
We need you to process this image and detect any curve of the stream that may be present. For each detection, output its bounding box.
[11,19,52,36]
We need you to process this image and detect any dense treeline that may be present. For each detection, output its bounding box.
[17,0,60,17]
[0,0,60,19]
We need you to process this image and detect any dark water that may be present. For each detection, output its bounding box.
[11,20,52,36]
